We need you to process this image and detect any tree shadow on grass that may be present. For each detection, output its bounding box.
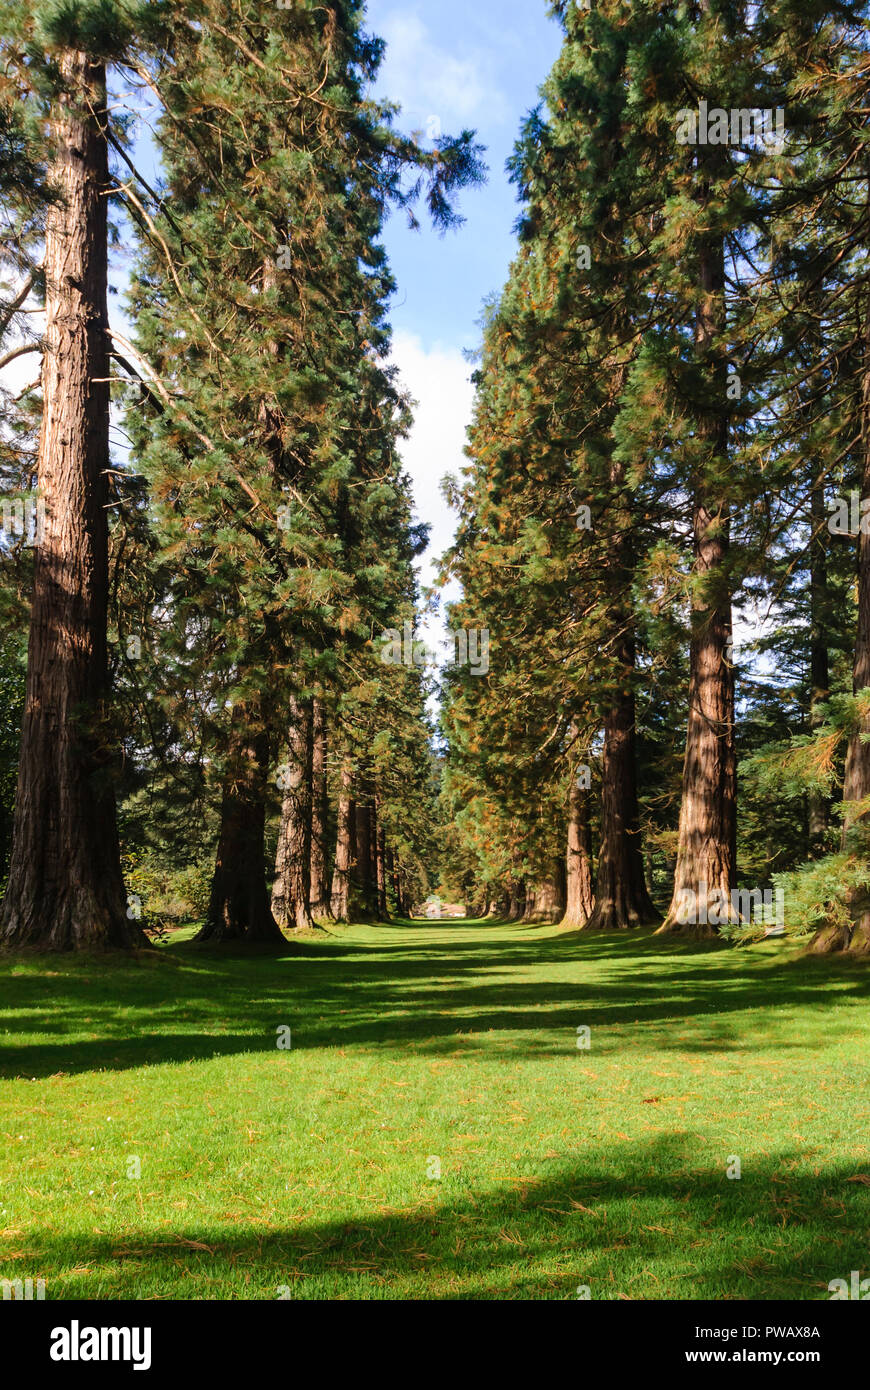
[6,1135,867,1301]
[0,927,867,1078]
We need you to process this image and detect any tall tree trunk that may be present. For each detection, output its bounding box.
[507,880,526,921]
[308,697,331,919]
[395,867,407,918]
[395,860,409,917]
[385,845,397,914]
[368,802,379,911]
[0,52,142,950]
[353,799,376,919]
[389,848,403,917]
[811,325,870,954]
[330,757,353,921]
[581,403,654,931]
[375,818,388,919]
[523,866,565,923]
[585,641,656,931]
[198,703,283,943]
[556,857,567,914]
[271,698,315,931]
[560,773,595,929]
[660,235,736,937]
[808,467,831,855]
[644,851,656,907]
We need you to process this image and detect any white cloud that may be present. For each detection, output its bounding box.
[374,10,507,131]
[388,329,474,645]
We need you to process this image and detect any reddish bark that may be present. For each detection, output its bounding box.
[198,704,284,943]
[1,53,143,950]
[352,799,377,918]
[523,863,566,923]
[560,774,595,930]
[808,467,831,854]
[585,666,656,931]
[812,323,870,954]
[271,698,315,931]
[308,697,332,920]
[660,236,736,938]
[375,818,388,919]
[329,757,353,922]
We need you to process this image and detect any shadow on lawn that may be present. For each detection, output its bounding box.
[0,925,867,1079]
[9,1136,868,1300]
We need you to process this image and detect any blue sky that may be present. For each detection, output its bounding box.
[368,0,562,351]
[364,1,564,644]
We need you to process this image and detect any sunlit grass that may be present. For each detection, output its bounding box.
[0,919,867,1299]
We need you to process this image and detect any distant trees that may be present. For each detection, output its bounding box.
[441,0,870,954]
[3,0,869,956]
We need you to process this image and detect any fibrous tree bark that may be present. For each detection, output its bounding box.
[352,798,377,919]
[375,816,388,919]
[308,696,332,920]
[0,50,144,951]
[811,322,870,954]
[523,862,566,923]
[329,755,353,922]
[660,231,737,938]
[198,701,284,943]
[807,461,831,854]
[271,697,315,931]
[368,802,379,911]
[501,879,523,921]
[585,634,656,931]
[391,853,410,917]
[560,772,595,930]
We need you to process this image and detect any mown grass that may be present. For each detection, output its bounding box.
[0,918,868,1300]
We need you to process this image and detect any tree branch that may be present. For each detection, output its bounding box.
[105,326,268,516]
[0,276,36,339]
[0,341,42,373]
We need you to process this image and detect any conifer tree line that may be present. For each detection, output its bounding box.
[0,0,482,949]
[3,0,870,961]
[441,0,870,954]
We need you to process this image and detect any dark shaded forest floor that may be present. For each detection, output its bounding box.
[0,919,867,1299]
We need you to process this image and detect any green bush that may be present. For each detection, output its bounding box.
[122,852,211,933]
[721,847,870,944]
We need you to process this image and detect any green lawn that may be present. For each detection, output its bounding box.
[0,919,868,1300]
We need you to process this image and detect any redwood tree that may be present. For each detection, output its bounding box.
[1,18,145,949]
